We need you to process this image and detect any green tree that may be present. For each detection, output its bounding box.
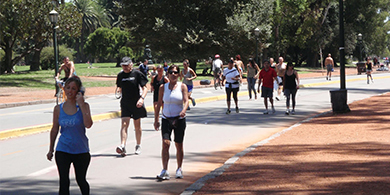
[73,0,110,62]
[84,27,133,66]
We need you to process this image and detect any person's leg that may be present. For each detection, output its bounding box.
[285,89,291,110]
[253,79,258,99]
[226,88,232,111]
[173,118,186,176]
[291,89,297,110]
[133,118,142,146]
[232,88,239,108]
[264,97,268,110]
[175,142,184,169]
[55,151,71,195]
[120,117,131,146]
[247,78,252,99]
[162,139,170,170]
[73,153,91,195]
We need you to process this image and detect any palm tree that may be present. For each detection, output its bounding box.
[73,0,110,62]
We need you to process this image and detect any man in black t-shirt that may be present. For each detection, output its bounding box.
[115,57,148,156]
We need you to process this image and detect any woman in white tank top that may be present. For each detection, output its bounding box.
[154,65,189,180]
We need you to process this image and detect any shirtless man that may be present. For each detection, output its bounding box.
[270,58,275,69]
[325,53,334,80]
[56,57,76,82]
[275,57,286,101]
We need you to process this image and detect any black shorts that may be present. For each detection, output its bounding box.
[278,76,283,86]
[161,118,186,143]
[121,100,147,119]
[261,86,273,98]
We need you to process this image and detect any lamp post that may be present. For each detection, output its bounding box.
[357,33,363,62]
[49,10,59,96]
[254,28,260,65]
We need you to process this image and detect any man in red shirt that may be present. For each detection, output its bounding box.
[257,60,277,114]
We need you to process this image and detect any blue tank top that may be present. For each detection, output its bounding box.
[56,103,89,154]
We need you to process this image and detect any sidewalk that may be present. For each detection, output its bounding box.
[191,92,390,194]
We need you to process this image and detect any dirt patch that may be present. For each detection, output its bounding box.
[194,93,390,194]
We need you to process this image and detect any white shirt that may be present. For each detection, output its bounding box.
[162,82,184,118]
[223,67,240,89]
[212,59,223,71]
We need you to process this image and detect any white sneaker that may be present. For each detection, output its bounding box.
[157,169,170,180]
[135,145,141,155]
[176,168,183,179]
[291,110,295,115]
[285,109,290,115]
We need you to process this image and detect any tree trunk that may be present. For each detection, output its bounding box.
[189,58,197,73]
[116,57,121,67]
[3,44,13,74]
[306,50,319,67]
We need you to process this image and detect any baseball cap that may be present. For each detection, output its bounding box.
[120,57,132,66]
[215,54,220,58]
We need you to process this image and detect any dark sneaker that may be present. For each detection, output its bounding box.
[263,110,269,115]
[116,146,126,157]
[226,109,231,114]
[291,110,295,115]
[285,109,290,115]
[236,107,239,113]
[192,98,196,106]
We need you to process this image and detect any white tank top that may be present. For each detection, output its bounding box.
[162,82,184,118]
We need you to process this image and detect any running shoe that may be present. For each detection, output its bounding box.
[116,146,126,157]
[176,168,183,179]
[272,107,276,114]
[236,107,239,113]
[157,169,170,180]
[226,109,231,114]
[291,110,295,115]
[135,145,141,155]
[285,109,290,115]
[263,110,269,115]
[192,98,196,106]
[275,97,280,101]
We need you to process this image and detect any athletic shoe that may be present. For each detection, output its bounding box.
[192,98,196,106]
[275,97,280,101]
[326,76,328,80]
[135,145,141,155]
[226,109,231,115]
[263,110,269,115]
[285,109,290,115]
[291,110,295,115]
[116,146,126,157]
[176,168,183,179]
[371,79,374,83]
[272,107,276,114]
[187,106,191,110]
[157,169,170,180]
[235,107,239,113]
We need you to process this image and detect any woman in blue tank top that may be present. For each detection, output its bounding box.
[47,77,93,195]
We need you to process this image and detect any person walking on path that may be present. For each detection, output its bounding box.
[115,57,148,156]
[258,60,277,114]
[234,55,245,84]
[46,76,93,195]
[151,65,169,121]
[246,58,260,100]
[283,62,300,115]
[180,59,197,110]
[275,57,286,101]
[154,64,189,180]
[212,54,224,89]
[366,57,374,84]
[325,53,334,81]
[222,59,241,114]
[139,59,151,78]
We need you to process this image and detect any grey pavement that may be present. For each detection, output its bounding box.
[0,72,390,195]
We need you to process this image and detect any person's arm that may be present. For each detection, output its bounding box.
[47,105,60,161]
[56,65,63,79]
[150,75,155,92]
[137,85,148,108]
[257,78,262,93]
[180,83,189,117]
[154,84,164,131]
[76,94,93,128]
[164,76,169,83]
[179,71,184,81]
[295,70,300,89]
[69,61,75,77]
[254,65,260,78]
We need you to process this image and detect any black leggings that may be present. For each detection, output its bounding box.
[55,151,91,195]
[225,87,239,102]
[284,88,297,108]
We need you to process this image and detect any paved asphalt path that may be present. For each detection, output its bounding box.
[1,73,390,194]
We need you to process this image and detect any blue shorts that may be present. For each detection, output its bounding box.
[187,85,193,92]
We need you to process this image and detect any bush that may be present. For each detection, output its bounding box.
[40,45,75,70]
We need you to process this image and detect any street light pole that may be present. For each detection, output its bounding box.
[254,28,260,65]
[358,33,363,62]
[49,10,59,97]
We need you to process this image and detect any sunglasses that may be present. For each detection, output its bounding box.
[168,70,179,75]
